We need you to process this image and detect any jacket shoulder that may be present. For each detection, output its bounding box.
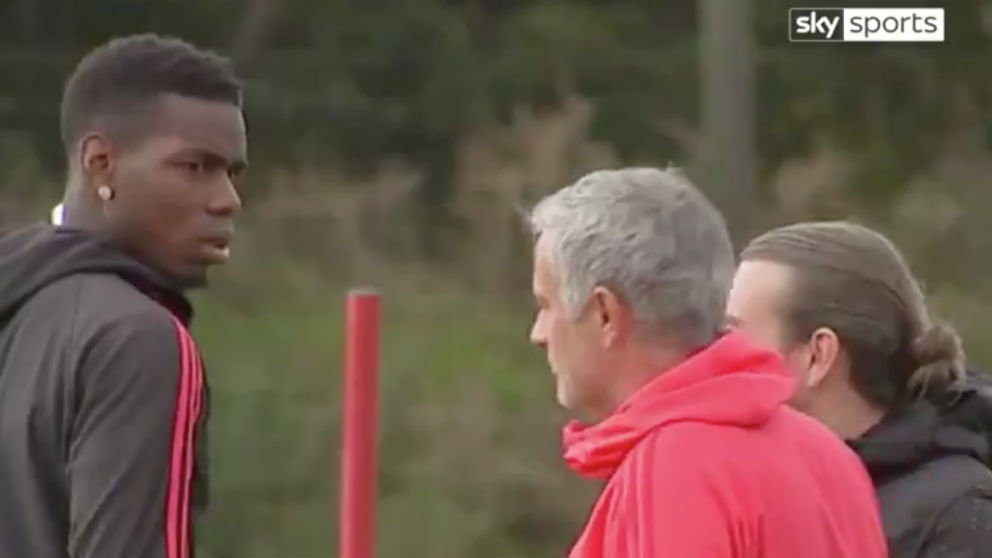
[18,272,186,376]
[33,272,179,332]
[639,419,757,458]
[626,421,745,475]
[920,487,992,558]
[882,455,992,557]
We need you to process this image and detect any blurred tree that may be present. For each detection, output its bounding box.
[3,0,989,250]
[698,0,756,243]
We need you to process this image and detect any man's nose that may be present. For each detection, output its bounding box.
[207,175,242,217]
[529,317,547,348]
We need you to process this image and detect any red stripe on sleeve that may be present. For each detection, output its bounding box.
[180,333,204,556]
[166,318,202,558]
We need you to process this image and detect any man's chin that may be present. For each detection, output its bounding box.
[556,385,583,416]
[171,264,211,291]
[556,385,569,408]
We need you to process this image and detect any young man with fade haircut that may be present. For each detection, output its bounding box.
[727,220,992,557]
[0,34,246,558]
[526,167,887,558]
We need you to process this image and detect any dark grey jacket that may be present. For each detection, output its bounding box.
[0,224,209,558]
[849,373,992,558]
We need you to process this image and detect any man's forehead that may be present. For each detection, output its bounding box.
[145,94,246,160]
[729,260,794,311]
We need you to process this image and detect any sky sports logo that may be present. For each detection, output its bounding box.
[789,8,944,42]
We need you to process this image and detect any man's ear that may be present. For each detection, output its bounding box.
[590,285,630,349]
[79,133,115,191]
[805,327,842,389]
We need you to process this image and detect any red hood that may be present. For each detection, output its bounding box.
[562,331,797,479]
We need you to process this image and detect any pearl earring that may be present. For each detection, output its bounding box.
[97,185,113,201]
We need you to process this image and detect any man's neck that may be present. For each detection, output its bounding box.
[61,185,103,231]
[604,341,688,415]
[808,390,885,440]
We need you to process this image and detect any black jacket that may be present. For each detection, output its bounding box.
[0,224,209,558]
[849,373,992,558]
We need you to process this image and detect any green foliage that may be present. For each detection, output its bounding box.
[191,256,592,557]
[2,0,990,212]
[755,0,992,201]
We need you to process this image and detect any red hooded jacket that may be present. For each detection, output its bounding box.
[563,331,888,558]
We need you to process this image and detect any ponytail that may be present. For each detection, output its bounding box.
[907,320,966,397]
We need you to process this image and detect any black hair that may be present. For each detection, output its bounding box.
[60,33,243,155]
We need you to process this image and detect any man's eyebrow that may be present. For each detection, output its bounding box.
[184,148,248,170]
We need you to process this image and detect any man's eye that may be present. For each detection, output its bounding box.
[182,161,206,173]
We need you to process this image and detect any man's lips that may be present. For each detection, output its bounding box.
[199,234,233,263]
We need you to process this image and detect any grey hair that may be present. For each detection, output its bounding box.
[529,167,735,349]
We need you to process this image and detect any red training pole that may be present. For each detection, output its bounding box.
[339,289,380,558]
